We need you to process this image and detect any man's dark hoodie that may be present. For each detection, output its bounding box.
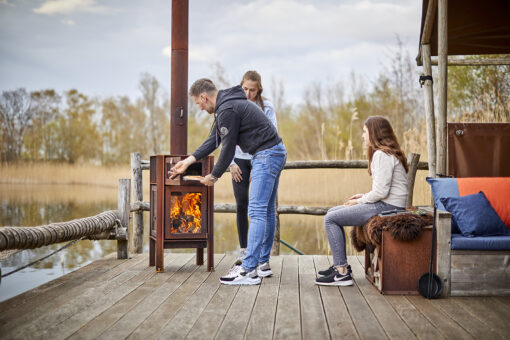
[192,85,282,178]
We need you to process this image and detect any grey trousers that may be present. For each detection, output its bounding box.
[324,201,403,267]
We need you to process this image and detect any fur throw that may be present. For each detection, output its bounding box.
[350,212,433,251]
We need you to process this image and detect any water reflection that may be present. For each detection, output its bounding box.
[0,183,361,302]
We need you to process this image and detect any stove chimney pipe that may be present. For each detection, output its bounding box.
[170,0,188,155]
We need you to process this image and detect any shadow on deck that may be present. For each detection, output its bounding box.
[0,253,509,339]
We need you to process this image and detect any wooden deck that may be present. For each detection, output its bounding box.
[1,253,509,340]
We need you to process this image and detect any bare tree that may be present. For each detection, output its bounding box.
[0,88,33,161]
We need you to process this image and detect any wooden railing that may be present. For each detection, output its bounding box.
[130,152,426,255]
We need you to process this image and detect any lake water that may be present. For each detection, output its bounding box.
[0,182,361,302]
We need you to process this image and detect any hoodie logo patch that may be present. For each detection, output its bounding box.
[220,127,229,136]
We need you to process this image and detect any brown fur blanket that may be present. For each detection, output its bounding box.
[350,212,433,252]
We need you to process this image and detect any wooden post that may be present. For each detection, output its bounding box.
[406,153,420,208]
[117,179,130,259]
[436,211,452,297]
[271,193,280,256]
[131,152,144,253]
[422,44,437,178]
[437,0,448,176]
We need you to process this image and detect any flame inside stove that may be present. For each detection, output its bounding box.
[170,193,202,233]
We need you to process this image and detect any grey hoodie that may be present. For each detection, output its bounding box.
[192,85,282,178]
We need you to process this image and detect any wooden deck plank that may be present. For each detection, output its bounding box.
[339,258,387,340]
[69,253,195,340]
[299,255,330,340]
[431,297,503,340]
[201,284,260,340]
[0,253,132,327]
[127,254,225,340]
[95,253,196,339]
[314,255,359,340]
[39,254,185,340]
[384,295,444,340]
[0,253,118,318]
[1,253,508,340]
[406,296,474,340]
[154,255,236,339]
[273,255,301,340]
[244,256,283,340]
[349,256,416,340]
[184,284,241,339]
[0,253,148,338]
[454,297,510,339]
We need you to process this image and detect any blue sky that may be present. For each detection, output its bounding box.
[0,0,422,104]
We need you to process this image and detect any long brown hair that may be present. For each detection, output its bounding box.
[240,70,265,111]
[365,116,408,175]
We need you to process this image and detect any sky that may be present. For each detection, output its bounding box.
[0,0,423,105]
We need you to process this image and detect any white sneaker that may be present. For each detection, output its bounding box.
[220,267,261,285]
[257,262,273,277]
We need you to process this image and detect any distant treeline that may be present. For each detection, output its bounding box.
[1,45,508,164]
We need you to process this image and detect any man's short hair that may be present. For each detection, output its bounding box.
[189,78,217,97]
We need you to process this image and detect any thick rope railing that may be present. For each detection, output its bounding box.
[0,210,120,251]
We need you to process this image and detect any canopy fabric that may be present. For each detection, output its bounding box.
[419,0,510,57]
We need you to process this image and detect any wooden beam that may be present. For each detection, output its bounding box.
[422,44,437,179]
[421,0,437,45]
[436,0,448,176]
[406,153,420,208]
[131,152,144,254]
[117,179,130,259]
[431,57,510,66]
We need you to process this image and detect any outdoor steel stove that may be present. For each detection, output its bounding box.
[149,155,214,272]
[149,0,214,272]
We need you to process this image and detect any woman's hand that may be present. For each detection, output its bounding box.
[344,199,359,207]
[348,194,363,200]
[230,163,243,182]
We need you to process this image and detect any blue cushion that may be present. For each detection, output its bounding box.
[426,177,459,210]
[451,234,510,250]
[440,192,510,237]
[426,177,461,233]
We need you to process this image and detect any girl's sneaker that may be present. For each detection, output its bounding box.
[315,268,354,286]
[318,264,352,276]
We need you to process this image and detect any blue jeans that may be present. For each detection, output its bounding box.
[242,142,287,272]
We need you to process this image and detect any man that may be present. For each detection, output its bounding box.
[170,78,286,285]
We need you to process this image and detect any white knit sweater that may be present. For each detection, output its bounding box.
[357,150,409,208]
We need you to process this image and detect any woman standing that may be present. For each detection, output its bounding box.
[230,71,278,264]
[315,116,409,286]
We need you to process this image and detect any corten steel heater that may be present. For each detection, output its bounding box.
[149,155,214,272]
[149,0,214,272]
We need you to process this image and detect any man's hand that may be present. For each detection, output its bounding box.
[168,155,196,179]
[230,163,243,182]
[200,174,217,186]
[344,199,359,207]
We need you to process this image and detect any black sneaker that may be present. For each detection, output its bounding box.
[315,268,354,286]
[318,264,352,276]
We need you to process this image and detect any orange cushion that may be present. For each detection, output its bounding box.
[457,177,510,228]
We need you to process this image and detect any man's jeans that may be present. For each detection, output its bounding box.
[243,142,287,272]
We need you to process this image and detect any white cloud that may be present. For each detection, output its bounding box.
[33,0,108,15]
[61,19,75,25]
[0,0,14,6]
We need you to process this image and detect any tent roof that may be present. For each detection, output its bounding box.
[418,0,510,61]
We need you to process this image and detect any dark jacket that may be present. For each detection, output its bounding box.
[192,85,282,178]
